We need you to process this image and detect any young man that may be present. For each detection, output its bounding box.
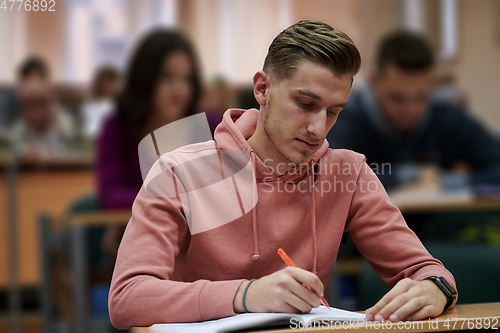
[326,30,500,190]
[11,80,75,159]
[109,21,457,329]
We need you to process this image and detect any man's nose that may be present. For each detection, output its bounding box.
[306,111,328,139]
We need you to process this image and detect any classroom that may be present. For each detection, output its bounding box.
[0,0,499,332]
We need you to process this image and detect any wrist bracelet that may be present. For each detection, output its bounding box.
[242,279,256,313]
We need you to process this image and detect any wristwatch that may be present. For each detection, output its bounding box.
[424,276,457,311]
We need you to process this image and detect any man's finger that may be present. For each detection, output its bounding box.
[281,289,314,314]
[372,292,413,322]
[404,304,436,321]
[382,296,425,322]
[286,267,324,297]
[287,279,322,308]
[365,279,412,320]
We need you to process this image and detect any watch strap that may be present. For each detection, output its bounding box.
[424,276,457,311]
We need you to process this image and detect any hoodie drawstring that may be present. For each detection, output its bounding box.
[247,151,318,275]
[310,160,318,275]
[250,151,260,261]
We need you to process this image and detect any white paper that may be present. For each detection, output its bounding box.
[150,305,366,333]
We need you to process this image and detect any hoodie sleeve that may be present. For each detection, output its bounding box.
[108,158,247,329]
[344,155,458,299]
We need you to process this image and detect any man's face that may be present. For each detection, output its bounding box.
[19,82,55,134]
[372,63,433,133]
[263,60,352,166]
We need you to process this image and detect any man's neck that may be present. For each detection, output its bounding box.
[377,105,416,138]
[247,127,297,176]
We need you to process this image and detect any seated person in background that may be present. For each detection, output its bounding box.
[109,21,457,329]
[1,57,51,146]
[18,56,50,84]
[199,75,229,135]
[326,30,500,191]
[11,80,76,160]
[96,29,201,258]
[80,65,120,138]
[10,56,80,159]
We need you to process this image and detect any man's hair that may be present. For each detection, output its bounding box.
[263,20,361,82]
[376,30,434,73]
[18,56,49,80]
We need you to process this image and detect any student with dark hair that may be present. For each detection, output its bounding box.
[80,65,121,138]
[109,21,457,329]
[18,56,50,82]
[96,29,201,257]
[11,80,75,159]
[0,57,46,134]
[327,30,500,190]
[10,56,78,159]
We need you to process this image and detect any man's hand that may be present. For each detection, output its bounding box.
[233,267,324,314]
[365,278,447,322]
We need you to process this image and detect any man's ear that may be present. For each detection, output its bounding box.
[253,71,270,106]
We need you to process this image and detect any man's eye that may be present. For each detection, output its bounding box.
[299,101,313,108]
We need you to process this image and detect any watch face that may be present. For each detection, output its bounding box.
[437,277,457,295]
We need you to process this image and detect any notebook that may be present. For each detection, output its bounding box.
[149,305,366,333]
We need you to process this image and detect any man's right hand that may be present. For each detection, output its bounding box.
[233,267,324,314]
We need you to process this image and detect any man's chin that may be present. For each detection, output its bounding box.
[286,150,315,166]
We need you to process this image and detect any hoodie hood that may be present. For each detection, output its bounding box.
[213,108,329,273]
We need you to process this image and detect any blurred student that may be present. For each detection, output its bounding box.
[18,56,50,83]
[199,75,230,135]
[327,30,500,191]
[12,56,80,157]
[80,65,121,138]
[11,80,74,160]
[0,57,50,144]
[96,29,201,258]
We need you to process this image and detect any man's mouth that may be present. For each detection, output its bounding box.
[295,138,320,150]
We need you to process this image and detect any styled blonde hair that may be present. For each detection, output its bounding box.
[263,20,361,82]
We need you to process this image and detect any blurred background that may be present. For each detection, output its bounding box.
[0,0,499,332]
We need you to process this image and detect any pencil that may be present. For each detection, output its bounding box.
[277,248,330,309]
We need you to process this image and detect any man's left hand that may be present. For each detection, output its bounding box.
[364,278,447,322]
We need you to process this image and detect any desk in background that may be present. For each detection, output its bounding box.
[390,188,500,214]
[387,167,500,214]
[0,157,95,288]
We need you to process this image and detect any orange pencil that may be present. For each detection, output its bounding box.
[277,248,330,309]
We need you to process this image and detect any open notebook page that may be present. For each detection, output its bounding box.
[149,305,366,333]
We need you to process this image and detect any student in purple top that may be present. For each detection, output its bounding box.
[96,29,202,258]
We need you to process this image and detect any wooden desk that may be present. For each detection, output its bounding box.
[0,159,95,288]
[390,188,500,214]
[131,302,500,332]
[67,211,131,227]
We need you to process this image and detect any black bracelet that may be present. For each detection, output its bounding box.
[242,279,256,313]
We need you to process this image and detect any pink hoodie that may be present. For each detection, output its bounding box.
[108,108,457,329]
